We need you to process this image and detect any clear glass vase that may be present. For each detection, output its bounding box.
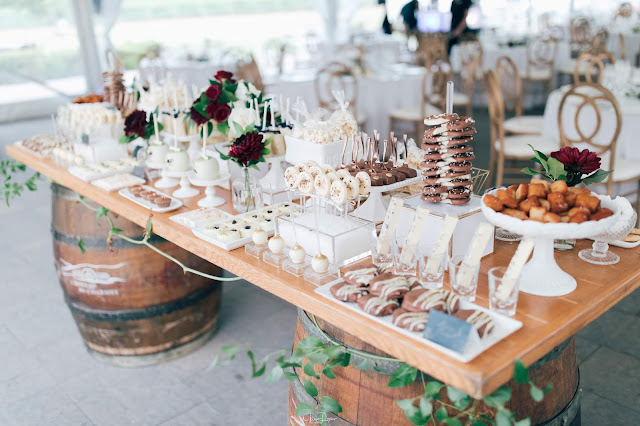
[232,168,262,213]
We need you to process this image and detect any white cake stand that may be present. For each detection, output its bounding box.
[481,190,623,297]
[352,175,422,222]
[189,173,231,207]
[164,170,200,198]
[146,161,178,189]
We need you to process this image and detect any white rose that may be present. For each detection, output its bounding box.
[227,107,258,139]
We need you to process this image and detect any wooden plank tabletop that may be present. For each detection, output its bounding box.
[7,142,640,398]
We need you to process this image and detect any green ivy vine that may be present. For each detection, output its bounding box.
[208,314,552,426]
[0,159,40,207]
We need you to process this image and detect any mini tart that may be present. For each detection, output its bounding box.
[129,186,144,196]
[153,196,171,208]
[260,218,275,231]
[243,213,264,223]
[239,224,256,238]
[259,207,277,220]
[203,224,226,237]
[330,179,348,204]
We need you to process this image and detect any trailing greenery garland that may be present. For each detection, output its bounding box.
[0,159,40,207]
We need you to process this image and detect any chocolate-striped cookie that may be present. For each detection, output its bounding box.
[454,309,495,337]
[342,262,378,287]
[330,281,368,302]
[401,289,447,312]
[357,295,399,316]
[392,308,429,331]
[369,273,410,299]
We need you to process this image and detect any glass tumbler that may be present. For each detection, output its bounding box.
[448,256,480,302]
[418,245,447,289]
[488,266,520,317]
[370,226,393,268]
[393,232,418,276]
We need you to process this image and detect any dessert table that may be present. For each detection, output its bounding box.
[7,142,640,400]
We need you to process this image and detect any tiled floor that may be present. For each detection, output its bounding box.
[1,116,639,425]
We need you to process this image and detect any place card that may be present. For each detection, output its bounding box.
[423,310,479,354]
[132,166,147,180]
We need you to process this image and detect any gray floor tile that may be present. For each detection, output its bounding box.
[577,310,640,358]
[611,288,640,316]
[0,366,56,405]
[0,326,40,382]
[575,336,600,364]
[0,387,93,426]
[160,402,220,426]
[580,347,640,413]
[35,334,97,381]
[580,390,640,426]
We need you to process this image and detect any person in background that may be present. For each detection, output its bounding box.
[448,0,472,54]
[380,0,392,34]
[401,0,419,36]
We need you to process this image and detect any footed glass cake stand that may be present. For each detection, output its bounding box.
[579,199,635,265]
[164,170,199,198]
[189,173,230,207]
[481,190,623,297]
[146,161,178,189]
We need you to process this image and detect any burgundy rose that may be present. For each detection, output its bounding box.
[215,70,234,81]
[189,104,208,126]
[124,110,148,138]
[213,103,231,122]
[550,146,601,187]
[228,131,265,167]
[205,102,218,118]
[205,83,221,102]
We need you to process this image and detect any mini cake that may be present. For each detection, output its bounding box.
[392,308,429,331]
[268,234,285,254]
[252,229,268,246]
[259,218,276,231]
[165,148,191,172]
[421,113,475,205]
[147,142,169,164]
[244,213,264,223]
[239,224,256,238]
[129,186,144,196]
[217,229,241,242]
[193,155,219,181]
[289,244,306,264]
[260,207,278,220]
[357,295,399,316]
[311,254,330,274]
[330,281,368,302]
[204,224,226,238]
[154,196,171,208]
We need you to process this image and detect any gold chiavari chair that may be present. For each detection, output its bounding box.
[558,82,640,210]
[590,29,609,54]
[569,17,592,55]
[236,54,265,93]
[523,36,557,100]
[389,61,451,140]
[314,62,366,127]
[618,33,627,61]
[416,32,449,68]
[486,70,558,187]
[495,56,544,135]
[573,52,615,84]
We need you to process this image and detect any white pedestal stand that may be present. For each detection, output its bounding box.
[146,161,178,189]
[260,155,287,192]
[189,174,231,207]
[519,238,577,297]
[165,170,200,198]
[352,176,422,222]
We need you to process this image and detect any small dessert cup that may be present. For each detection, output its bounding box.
[418,245,447,289]
[393,232,418,276]
[370,227,393,268]
[448,255,480,302]
[488,266,520,317]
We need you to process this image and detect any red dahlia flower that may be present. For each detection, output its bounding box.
[213,104,231,122]
[550,147,601,186]
[205,84,221,102]
[124,110,148,138]
[228,131,264,167]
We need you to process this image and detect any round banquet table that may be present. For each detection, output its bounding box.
[542,85,640,161]
[265,64,425,138]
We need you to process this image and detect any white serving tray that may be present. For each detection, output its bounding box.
[169,207,233,230]
[315,279,523,363]
[91,173,146,192]
[69,165,134,182]
[192,218,275,251]
[118,185,183,213]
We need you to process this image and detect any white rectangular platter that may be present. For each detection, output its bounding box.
[118,185,183,213]
[91,173,145,192]
[192,219,274,251]
[315,278,522,363]
[169,207,233,230]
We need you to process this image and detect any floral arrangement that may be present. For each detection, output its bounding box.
[522,145,611,186]
[188,70,277,139]
[119,109,163,144]
[218,124,271,170]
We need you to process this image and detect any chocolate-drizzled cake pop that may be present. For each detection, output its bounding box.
[421,113,475,205]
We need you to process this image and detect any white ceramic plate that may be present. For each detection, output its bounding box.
[91,173,146,192]
[315,279,522,363]
[118,185,183,213]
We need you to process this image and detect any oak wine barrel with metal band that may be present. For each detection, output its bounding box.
[288,310,580,426]
[51,183,222,366]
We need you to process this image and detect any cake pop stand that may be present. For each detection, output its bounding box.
[146,161,179,189]
[164,170,200,198]
[352,175,422,222]
[481,190,623,297]
[188,173,231,207]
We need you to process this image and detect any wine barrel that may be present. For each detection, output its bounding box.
[288,310,581,426]
[51,183,222,366]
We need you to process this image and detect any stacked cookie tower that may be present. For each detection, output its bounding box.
[421,113,476,205]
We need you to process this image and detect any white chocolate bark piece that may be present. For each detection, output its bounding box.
[425,215,459,275]
[376,197,405,256]
[457,223,494,288]
[399,206,430,265]
[496,238,535,301]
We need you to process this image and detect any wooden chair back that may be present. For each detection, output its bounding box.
[416,32,449,68]
[526,36,557,78]
[573,53,615,84]
[417,61,452,138]
[457,38,483,96]
[486,70,505,141]
[557,83,621,183]
[314,62,359,120]
[236,55,264,92]
[495,56,522,117]
[590,29,609,54]
[618,33,626,61]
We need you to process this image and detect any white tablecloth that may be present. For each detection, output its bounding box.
[608,32,640,62]
[138,59,237,89]
[542,85,640,161]
[266,65,425,138]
